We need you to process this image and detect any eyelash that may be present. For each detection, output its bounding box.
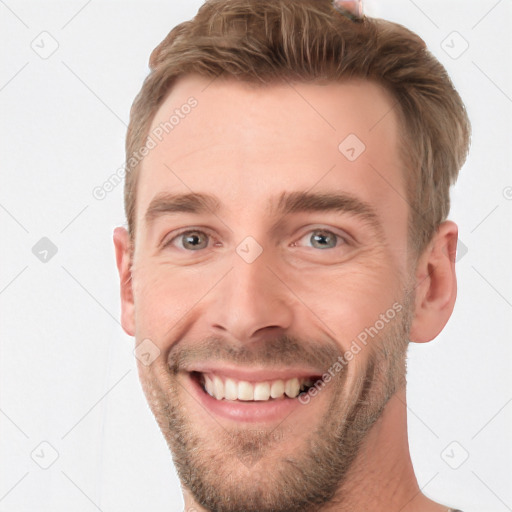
[162,227,350,251]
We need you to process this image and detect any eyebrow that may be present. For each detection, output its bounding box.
[144,192,221,224]
[144,190,384,238]
[271,190,385,239]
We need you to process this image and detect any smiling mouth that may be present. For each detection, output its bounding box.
[192,372,318,402]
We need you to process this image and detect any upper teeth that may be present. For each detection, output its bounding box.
[203,374,314,401]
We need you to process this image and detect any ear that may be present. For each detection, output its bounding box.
[113,227,135,336]
[409,220,458,343]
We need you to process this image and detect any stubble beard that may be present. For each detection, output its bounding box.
[137,294,413,512]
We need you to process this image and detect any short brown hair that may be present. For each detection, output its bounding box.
[124,0,471,255]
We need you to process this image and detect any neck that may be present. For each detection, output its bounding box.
[320,386,450,512]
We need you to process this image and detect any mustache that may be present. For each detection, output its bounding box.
[167,334,343,374]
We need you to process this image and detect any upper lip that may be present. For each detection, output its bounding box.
[185,363,323,382]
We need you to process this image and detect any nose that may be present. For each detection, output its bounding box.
[205,252,294,344]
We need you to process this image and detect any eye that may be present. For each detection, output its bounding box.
[293,228,347,250]
[165,229,211,251]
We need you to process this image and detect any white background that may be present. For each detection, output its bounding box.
[1,1,511,511]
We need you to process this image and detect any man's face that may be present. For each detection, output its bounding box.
[126,75,416,511]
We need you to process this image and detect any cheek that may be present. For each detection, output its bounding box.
[132,263,220,341]
[285,255,402,343]
[132,267,182,340]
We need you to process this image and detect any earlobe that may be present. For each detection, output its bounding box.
[409,221,458,343]
[113,227,136,336]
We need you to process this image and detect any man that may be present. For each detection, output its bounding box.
[113,0,470,510]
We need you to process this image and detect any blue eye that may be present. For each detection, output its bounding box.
[296,229,346,250]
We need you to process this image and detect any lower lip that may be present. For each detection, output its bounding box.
[187,373,309,423]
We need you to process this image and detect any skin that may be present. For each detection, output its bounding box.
[114,74,459,511]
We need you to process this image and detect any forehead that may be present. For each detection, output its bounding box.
[135,74,408,247]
